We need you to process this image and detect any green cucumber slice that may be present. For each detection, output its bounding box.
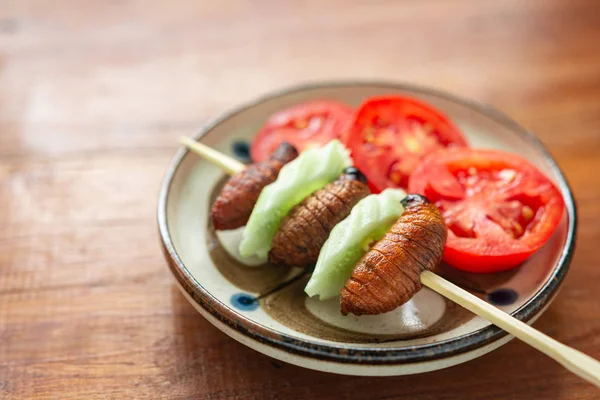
[239,139,351,261]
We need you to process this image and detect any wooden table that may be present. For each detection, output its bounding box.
[1,0,599,398]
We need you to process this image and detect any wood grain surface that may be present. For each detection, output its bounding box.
[1,0,599,398]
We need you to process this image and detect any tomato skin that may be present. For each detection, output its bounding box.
[346,96,469,193]
[408,148,565,273]
[251,100,354,162]
[443,243,533,273]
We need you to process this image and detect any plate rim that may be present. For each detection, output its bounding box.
[157,80,577,365]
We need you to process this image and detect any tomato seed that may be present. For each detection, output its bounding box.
[522,206,534,221]
[513,223,523,236]
[404,136,421,152]
[498,169,517,182]
[294,119,308,129]
[390,171,402,184]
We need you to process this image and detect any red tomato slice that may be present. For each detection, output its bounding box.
[250,100,354,162]
[408,149,565,273]
[345,96,468,192]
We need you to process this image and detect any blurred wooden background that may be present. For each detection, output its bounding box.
[1,0,599,398]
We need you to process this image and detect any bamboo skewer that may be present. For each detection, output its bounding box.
[180,136,600,388]
[180,136,245,176]
[421,271,600,387]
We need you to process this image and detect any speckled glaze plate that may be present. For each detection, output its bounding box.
[157,81,576,376]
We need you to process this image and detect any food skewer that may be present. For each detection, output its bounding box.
[180,136,600,388]
[180,136,246,176]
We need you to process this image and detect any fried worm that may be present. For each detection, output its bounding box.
[269,168,370,267]
[210,142,298,230]
[340,194,447,316]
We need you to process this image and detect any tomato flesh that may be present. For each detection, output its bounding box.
[409,149,565,273]
[251,100,354,162]
[346,96,468,192]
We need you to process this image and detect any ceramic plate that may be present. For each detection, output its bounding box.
[157,82,576,376]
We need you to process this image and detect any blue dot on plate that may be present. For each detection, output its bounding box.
[231,140,251,163]
[230,293,259,311]
[487,288,519,306]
